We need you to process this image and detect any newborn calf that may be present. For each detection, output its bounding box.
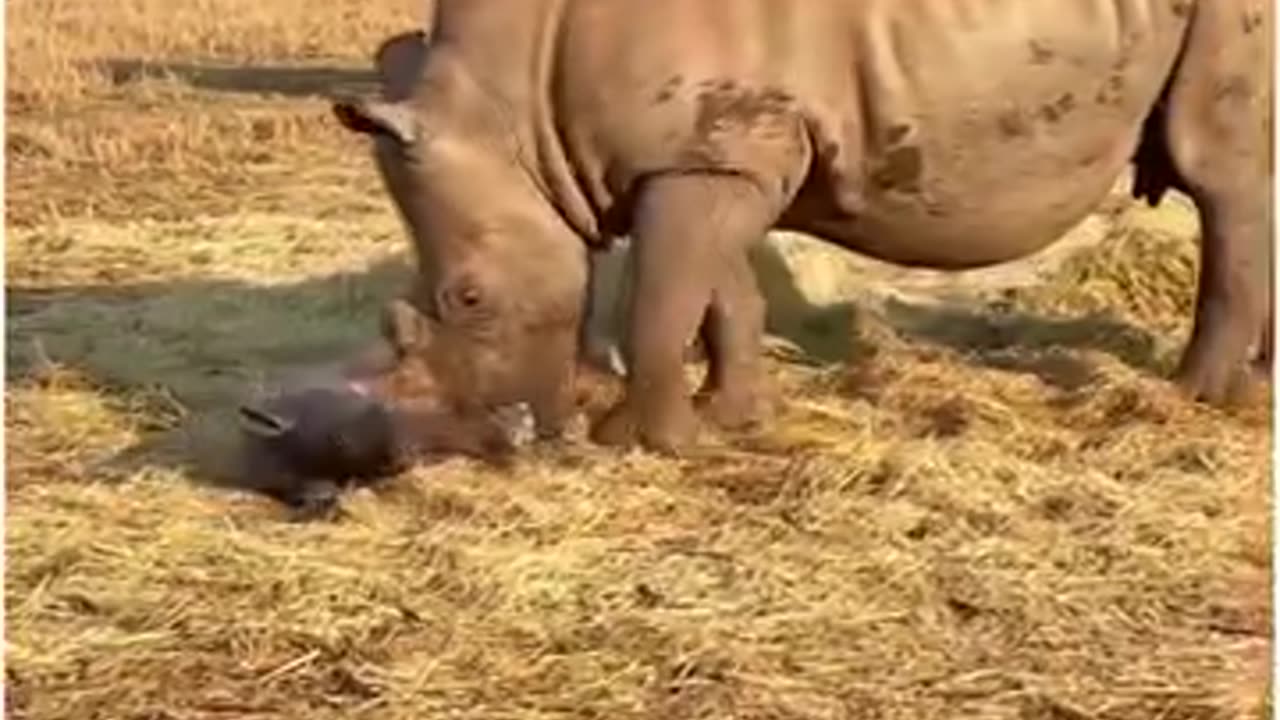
[236,371,535,515]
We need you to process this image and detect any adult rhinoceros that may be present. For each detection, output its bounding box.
[245,0,1272,469]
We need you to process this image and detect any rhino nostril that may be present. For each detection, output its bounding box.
[238,404,295,439]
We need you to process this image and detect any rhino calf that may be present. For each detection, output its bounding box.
[235,347,543,509]
[265,0,1272,464]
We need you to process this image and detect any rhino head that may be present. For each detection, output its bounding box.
[236,29,597,484]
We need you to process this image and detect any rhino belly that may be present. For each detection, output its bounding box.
[801,134,1135,271]
[779,0,1189,269]
[796,78,1164,266]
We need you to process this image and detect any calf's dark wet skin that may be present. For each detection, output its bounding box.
[234,353,535,513]
[236,383,403,515]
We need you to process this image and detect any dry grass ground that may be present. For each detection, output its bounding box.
[5,2,1273,718]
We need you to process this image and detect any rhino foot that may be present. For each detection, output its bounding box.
[1174,360,1270,408]
[693,384,777,432]
[590,396,700,455]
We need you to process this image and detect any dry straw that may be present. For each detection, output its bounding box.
[6,2,1272,718]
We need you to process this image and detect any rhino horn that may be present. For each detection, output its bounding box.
[381,298,432,354]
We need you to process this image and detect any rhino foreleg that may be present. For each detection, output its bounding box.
[591,173,781,453]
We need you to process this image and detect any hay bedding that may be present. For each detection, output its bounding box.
[7,209,1270,719]
[4,1,1271,716]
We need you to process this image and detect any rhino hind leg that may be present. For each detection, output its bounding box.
[692,246,775,432]
[1162,1,1273,404]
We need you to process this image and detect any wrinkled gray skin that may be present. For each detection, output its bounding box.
[250,0,1273,468]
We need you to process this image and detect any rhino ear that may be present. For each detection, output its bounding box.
[373,29,430,102]
[332,96,417,146]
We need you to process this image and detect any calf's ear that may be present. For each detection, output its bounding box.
[238,404,295,439]
[332,96,417,146]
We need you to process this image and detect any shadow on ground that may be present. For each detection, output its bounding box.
[747,239,1171,384]
[7,256,412,491]
[99,58,379,98]
[7,240,1173,492]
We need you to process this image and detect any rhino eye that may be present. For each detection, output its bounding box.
[457,286,481,308]
[438,277,488,322]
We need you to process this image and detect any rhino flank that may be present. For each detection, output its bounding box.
[245,0,1272,468]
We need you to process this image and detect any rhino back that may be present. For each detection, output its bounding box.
[549,0,1196,266]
